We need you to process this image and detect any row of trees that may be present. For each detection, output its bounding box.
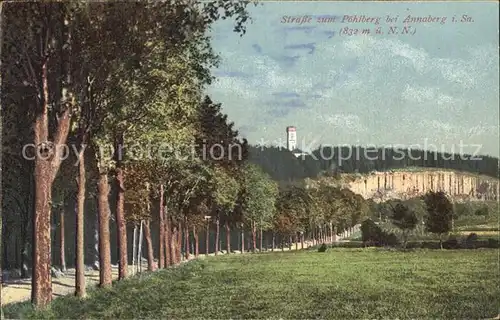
[1,1,257,309]
[0,1,367,311]
[5,2,492,312]
[362,191,455,249]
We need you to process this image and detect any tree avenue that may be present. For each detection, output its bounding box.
[3,0,483,314]
[1,0,257,309]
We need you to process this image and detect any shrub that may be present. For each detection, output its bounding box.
[443,237,459,249]
[361,219,399,247]
[330,241,364,248]
[466,233,479,242]
[381,232,400,247]
[318,243,327,252]
[474,206,489,216]
[487,238,500,248]
[361,219,382,243]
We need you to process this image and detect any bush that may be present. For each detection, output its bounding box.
[318,243,327,252]
[381,232,399,247]
[443,237,459,249]
[466,233,479,242]
[474,206,489,216]
[487,238,500,248]
[361,219,381,243]
[360,219,399,247]
[330,241,364,248]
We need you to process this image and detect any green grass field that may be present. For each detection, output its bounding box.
[4,248,499,319]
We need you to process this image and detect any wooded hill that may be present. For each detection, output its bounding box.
[248,146,500,183]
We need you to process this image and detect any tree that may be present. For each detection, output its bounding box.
[79,0,223,280]
[360,219,381,246]
[1,0,257,307]
[240,163,278,252]
[390,202,417,249]
[273,185,310,248]
[210,166,239,254]
[423,191,454,249]
[194,95,249,254]
[3,3,79,307]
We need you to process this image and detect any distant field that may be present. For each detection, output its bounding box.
[4,249,499,319]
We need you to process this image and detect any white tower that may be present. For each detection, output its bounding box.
[286,126,297,151]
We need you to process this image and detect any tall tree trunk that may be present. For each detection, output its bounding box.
[241,225,245,253]
[158,185,165,269]
[3,232,8,270]
[132,224,138,274]
[114,133,127,280]
[0,6,3,316]
[0,6,3,315]
[170,225,177,265]
[176,224,182,263]
[215,218,220,256]
[31,59,53,307]
[164,207,171,266]
[31,18,72,307]
[252,221,256,252]
[225,221,231,254]
[21,218,30,278]
[193,226,199,257]
[92,217,99,270]
[21,176,33,278]
[32,139,53,307]
[184,221,190,260]
[97,172,112,287]
[144,220,155,271]
[177,222,182,261]
[75,140,86,298]
[289,236,292,250]
[59,207,66,272]
[138,221,144,273]
[205,221,210,256]
[272,232,275,251]
[329,223,334,243]
[14,233,21,269]
[259,227,263,252]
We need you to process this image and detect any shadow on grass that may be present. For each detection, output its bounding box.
[51,281,75,289]
[2,260,206,320]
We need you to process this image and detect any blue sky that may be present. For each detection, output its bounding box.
[206,2,499,157]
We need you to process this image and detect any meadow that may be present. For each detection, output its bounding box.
[4,248,499,319]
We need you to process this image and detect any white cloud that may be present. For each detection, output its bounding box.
[402,85,435,103]
[315,112,365,132]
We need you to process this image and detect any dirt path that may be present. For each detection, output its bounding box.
[2,241,317,306]
[2,264,148,305]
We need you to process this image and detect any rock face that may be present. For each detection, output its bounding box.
[344,170,499,202]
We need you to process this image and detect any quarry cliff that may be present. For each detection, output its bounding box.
[309,169,499,202]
